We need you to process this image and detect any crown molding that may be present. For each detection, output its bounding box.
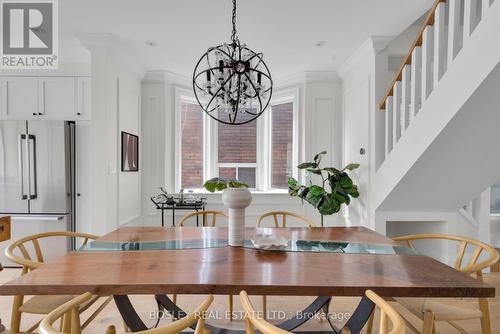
[338,36,393,79]
[143,70,191,86]
[274,71,339,88]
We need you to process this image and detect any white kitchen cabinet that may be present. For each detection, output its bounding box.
[0,76,91,121]
[0,77,39,120]
[76,77,91,120]
[38,77,76,120]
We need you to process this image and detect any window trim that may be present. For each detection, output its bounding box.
[175,87,299,192]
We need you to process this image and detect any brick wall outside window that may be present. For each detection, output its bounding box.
[271,102,293,188]
[181,102,203,188]
[218,112,256,163]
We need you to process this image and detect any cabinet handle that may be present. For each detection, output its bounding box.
[33,113,37,116]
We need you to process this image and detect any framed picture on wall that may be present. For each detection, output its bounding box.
[121,131,139,172]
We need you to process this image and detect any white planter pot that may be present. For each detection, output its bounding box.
[222,187,252,246]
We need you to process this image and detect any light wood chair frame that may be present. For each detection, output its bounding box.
[39,292,213,334]
[240,290,404,334]
[177,210,228,227]
[256,211,316,228]
[392,234,500,334]
[5,231,113,334]
[256,211,316,319]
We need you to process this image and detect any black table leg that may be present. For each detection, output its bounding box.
[114,294,358,334]
[340,296,375,334]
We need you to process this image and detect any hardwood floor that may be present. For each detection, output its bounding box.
[0,268,498,333]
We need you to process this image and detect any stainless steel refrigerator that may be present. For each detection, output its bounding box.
[0,120,76,266]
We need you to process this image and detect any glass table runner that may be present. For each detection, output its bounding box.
[80,239,415,255]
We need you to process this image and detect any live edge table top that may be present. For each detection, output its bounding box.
[0,226,494,298]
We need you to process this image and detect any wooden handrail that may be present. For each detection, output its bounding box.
[379,0,446,110]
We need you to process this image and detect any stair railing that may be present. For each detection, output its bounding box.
[379,0,495,160]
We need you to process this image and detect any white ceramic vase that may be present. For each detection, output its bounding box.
[222,187,252,246]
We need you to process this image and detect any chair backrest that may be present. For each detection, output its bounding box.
[393,234,500,279]
[177,210,228,227]
[256,211,316,227]
[360,290,405,334]
[240,290,292,334]
[39,292,213,334]
[5,231,99,274]
[240,290,402,334]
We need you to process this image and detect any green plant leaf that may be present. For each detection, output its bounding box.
[339,175,353,188]
[334,193,347,204]
[323,167,340,175]
[297,162,317,169]
[306,168,323,175]
[313,151,327,162]
[305,185,324,208]
[318,194,340,215]
[203,177,247,192]
[343,163,360,171]
[298,186,309,199]
[288,178,300,196]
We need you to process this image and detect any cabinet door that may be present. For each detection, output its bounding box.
[38,77,76,120]
[0,77,39,120]
[76,77,91,120]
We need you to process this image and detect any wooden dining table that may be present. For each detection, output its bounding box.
[0,226,495,334]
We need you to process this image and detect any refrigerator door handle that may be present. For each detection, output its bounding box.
[17,134,28,200]
[28,134,38,200]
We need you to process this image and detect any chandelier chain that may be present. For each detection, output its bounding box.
[231,0,237,43]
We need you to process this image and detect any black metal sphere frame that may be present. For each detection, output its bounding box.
[192,39,273,125]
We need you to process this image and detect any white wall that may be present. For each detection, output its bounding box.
[77,35,143,235]
[117,70,142,226]
[140,71,347,227]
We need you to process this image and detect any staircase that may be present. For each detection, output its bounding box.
[374,0,500,213]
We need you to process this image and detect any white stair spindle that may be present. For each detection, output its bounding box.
[448,0,463,64]
[385,96,394,157]
[421,25,434,101]
[401,65,411,131]
[410,46,422,119]
[393,82,402,144]
[464,0,480,39]
[434,2,448,86]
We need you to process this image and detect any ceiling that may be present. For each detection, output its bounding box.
[61,0,433,78]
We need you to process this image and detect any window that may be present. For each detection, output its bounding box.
[180,102,204,189]
[271,102,294,189]
[176,88,298,192]
[218,112,257,188]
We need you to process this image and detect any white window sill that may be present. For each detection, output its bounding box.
[184,189,289,195]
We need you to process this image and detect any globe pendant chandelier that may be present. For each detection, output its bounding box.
[192,0,273,125]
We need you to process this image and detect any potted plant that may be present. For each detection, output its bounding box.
[287,151,360,226]
[204,177,251,246]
